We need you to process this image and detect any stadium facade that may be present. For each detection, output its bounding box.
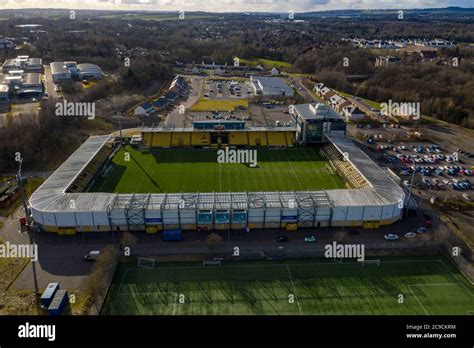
[29,126,405,234]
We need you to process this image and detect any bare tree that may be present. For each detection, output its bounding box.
[206,232,222,251]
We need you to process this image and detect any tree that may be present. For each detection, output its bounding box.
[205,232,222,251]
[120,231,137,251]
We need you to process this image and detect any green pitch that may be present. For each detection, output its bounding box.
[90,146,345,193]
[101,257,474,315]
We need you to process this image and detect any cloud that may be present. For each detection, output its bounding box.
[1,0,471,11]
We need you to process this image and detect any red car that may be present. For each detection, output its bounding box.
[423,214,432,228]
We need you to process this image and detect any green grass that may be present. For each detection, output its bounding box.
[190,98,248,112]
[237,57,293,71]
[90,146,344,193]
[101,256,474,315]
[338,91,381,110]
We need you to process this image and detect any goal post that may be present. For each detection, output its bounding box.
[202,260,222,267]
[137,257,156,269]
[359,259,381,266]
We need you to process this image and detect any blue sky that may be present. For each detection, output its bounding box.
[1,0,473,12]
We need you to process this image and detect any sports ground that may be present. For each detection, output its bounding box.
[90,146,345,193]
[101,256,474,315]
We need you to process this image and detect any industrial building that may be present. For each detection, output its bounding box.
[250,76,294,97]
[291,103,346,143]
[50,61,103,83]
[2,56,43,73]
[0,72,43,98]
[29,126,405,234]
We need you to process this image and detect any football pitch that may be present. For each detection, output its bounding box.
[90,146,345,193]
[101,257,474,315]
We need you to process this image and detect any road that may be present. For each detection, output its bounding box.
[165,75,203,127]
[0,198,446,292]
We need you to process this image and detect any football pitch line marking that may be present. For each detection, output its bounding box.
[286,265,302,315]
[408,285,429,315]
[172,292,178,316]
[285,154,304,191]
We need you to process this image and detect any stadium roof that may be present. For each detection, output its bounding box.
[293,103,343,121]
[325,133,405,205]
[30,132,404,214]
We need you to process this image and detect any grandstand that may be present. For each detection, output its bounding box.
[28,125,405,234]
[141,127,296,148]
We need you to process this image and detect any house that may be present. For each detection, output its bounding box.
[256,64,265,72]
[191,66,201,74]
[250,76,294,97]
[169,75,186,93]
[270,67,280,76]
[419,50,437,61]
[329,94,343,109]
[320,87,336,100]
[335,98,351,113]
[375,56,401,67]
[134,102,155,116]
[153,96,170,110]
[314,83,325,95]
[342,106,366,121]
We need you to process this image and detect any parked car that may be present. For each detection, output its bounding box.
[404,232,416,238]
[84,250,100,261]
[276,235,289,242]
[384,234,399,241]
[304,235,316,243]
[416,227,427,234]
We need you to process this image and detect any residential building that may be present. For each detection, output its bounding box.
[270,67,280,76]
[375,56,402,67]
[134,102,155,116]
[342,106,366,121]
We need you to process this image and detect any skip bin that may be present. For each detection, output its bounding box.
[40,283,59,309]
[47,290,68,316]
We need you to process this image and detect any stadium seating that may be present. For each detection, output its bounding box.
[323,144,369,189]
[67,145,113,192]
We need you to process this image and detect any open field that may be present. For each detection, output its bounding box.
[238,57,293,71]
[90,146,344,193]
[101,256,474,315]
[189,98,248,111]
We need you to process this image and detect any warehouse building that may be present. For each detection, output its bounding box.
[250,76,294,97]
[0,38,15,49]
[291,103,346,143]
[50,61,103,83]
[2,56,43,73]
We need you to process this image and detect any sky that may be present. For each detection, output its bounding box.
[0,0,472,12]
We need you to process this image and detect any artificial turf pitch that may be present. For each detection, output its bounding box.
[90,146,345,193]
[101,256,474,315]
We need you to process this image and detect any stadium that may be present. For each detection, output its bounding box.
[28,110,405,234]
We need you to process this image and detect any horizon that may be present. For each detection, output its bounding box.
[1,1,473,13]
